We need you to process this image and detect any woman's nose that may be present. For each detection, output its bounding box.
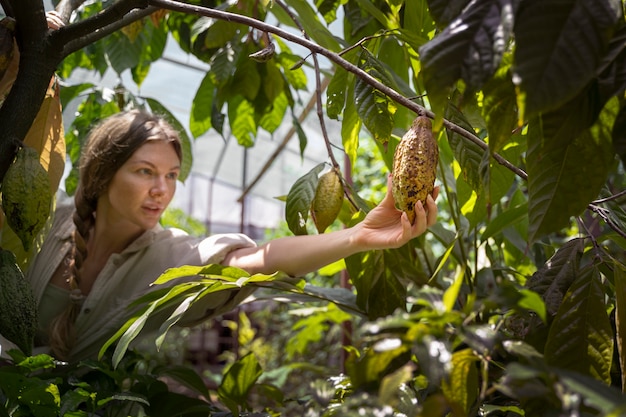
[150,177,167,196]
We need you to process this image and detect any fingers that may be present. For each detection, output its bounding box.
[425,194,438,226]
[380,174,397,209]
[46,11,65,30]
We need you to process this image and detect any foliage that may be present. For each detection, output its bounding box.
[0,0,626,415]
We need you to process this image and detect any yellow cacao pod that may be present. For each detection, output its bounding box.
[0,248,38,355]
[392,116,438,224]
[1,146,52,251]
[311,168,344,233]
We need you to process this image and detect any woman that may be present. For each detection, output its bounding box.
[22,110,438,361]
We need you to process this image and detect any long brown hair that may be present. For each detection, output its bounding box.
[48,110,183,360]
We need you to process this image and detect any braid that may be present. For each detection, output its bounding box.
[48,188,96,360]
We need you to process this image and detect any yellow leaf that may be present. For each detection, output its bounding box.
[23,81,66,191]
[121,20,144,43]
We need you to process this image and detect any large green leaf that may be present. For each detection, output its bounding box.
[269,0,341,52]
[426,0,472,27]
[613,102,626,167]
[274,38,308,90]
[482,55,518,153]
[420,0,518,93]
[526,93,616,241]
[513,0,621,115]
[217,352,262,414]
[189,72,214,138]
[544,266,614,383]
[354,50,397,144]
[597,22,626,100]
[346,248,419,319]
[285,163,326,235]
[441,349,479,415]
[526,238,583,318]
[327,68,350,120]
[445,103,485,191]
[341,80,362,166]
[227,95,256,147]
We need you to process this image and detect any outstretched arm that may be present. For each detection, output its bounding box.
[223,176,439,277]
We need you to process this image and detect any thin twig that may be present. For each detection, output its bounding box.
[592,189,626,204]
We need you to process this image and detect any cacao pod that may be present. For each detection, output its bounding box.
[311,168,344,233]
[392,116,438,224]
[0,248,38,355]
[1,146,52,251]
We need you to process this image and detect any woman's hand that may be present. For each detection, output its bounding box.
[352,175,438,251]
[46,11,65,30]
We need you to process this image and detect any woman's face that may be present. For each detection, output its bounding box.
[100,141,181,232]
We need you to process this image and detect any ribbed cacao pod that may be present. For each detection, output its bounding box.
[1,146,52,251]
[0,248,38,355]
[311,168,344,233]
[392,116,438,224]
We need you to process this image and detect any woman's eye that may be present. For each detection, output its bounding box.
[139,168,152,175]
[166,172,179,180]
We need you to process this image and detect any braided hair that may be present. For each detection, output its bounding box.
[48,110,183,359]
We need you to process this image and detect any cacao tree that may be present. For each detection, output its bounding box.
[0,0,626,415]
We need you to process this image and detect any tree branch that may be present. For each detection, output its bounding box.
[51,0,156,57]
[147,0,527,182]
[0,0,57,183]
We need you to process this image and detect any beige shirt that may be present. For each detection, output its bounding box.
[21,204,257,361]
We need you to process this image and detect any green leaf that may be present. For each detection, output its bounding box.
[426,0,472,27]
[227,95,257,147]
[315,0,342,24]
[557,368,626,414]
[544,266,614,383]
[526,94,615,241]
[269,0,341,52]
[613,261,626,391]
[217,352,263,414]
[274,38,308,90]
[210,44,238,87]
[526,238,584,317]
[345,341,409,390]
[346,249,414,319]
[327,68,350,120]
[259,90,288,134]
[517,289,547,323]
[341,79,362,166]
[285,163,326,235]
[201,19,240,50]
[481,203,528,242]
[443,267,464,312]
[513,0,621,115]
[482,57,518,153]
[445,103,485,191]
[104,283,203,367]
[420,0,517,92]
[441,349,479,415]
[190,72,215,138]
[154,365,211,400]
[354,50,397,143]
[144,98,193,183]
[153,264,250,285]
